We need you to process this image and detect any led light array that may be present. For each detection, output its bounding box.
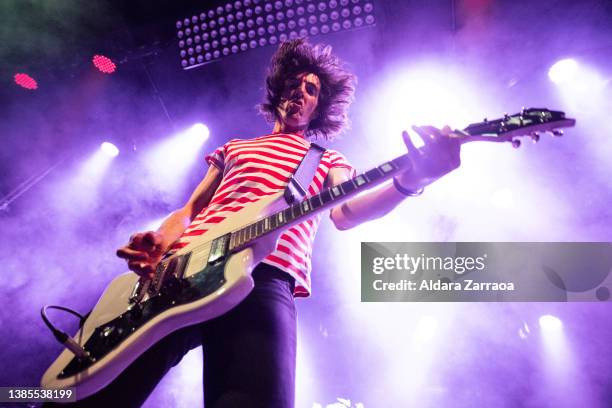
[92,55,117,74]
[176,0,375,69]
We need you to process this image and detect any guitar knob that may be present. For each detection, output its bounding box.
[530,132,540,143]
[512,139,521,149]
[552,129,564,137]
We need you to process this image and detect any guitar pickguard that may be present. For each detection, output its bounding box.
[57,259,227,378]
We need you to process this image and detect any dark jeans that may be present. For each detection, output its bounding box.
[46,263,296,408]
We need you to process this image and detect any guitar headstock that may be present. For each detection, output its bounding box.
[462,108,576,148]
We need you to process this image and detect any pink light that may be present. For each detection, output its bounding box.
[93,55,117,74]
[14,73,38,90]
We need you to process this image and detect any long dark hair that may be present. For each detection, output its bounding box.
[260,38,356,140]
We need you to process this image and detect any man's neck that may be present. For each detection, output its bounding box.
[272,121,307,137]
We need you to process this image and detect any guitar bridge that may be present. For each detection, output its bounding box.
[129,278,149,305]
[147,252,192,297]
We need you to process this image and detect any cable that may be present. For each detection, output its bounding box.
[41,305,93,361]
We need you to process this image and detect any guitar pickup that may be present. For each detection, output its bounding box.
[171,252,191,280]
[208,234,229,265]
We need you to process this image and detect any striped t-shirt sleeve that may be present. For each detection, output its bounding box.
[328,149,357,177]
[205,143,227,171]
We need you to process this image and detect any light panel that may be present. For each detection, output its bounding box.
[176,0,376,69]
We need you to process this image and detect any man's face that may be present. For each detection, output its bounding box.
[277,72,321,132]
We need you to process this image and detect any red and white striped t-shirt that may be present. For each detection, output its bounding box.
[170,133,355,297]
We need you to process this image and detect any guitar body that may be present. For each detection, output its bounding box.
[41,192,286,400]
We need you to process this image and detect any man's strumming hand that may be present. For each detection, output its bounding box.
[116,231,165,278]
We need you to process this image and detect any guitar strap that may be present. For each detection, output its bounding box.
[283,142,326,205]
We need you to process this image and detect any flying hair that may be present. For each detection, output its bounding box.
[260,38,356,140]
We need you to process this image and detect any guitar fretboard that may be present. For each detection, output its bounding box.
[228,154,411,251]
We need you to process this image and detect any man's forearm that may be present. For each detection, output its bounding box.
[331,181,411,230]
[156,207,193,251]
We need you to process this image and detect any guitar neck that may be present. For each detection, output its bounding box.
[228,153,412,251]
[227,108,575,252]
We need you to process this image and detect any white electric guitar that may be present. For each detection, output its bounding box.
[41,108,575,400]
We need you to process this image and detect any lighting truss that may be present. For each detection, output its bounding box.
[176,0,375,70]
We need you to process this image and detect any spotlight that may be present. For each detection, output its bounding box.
[187,123,210,143]
[539,314,563,331]
[143,124,211,196]
[548,58,578,84]
[93,55,117,74]
[58,143,119,208]
[14,73,38,90]
[100,142,119,157]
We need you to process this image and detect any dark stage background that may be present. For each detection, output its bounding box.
[1,1,612,406]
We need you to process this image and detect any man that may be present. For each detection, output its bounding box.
[86,39,460,407]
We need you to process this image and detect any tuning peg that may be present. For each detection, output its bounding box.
[552,129,564,137]
[530,132,540,143]
[512,139,521,149]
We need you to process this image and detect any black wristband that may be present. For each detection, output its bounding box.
[393,177,424,197]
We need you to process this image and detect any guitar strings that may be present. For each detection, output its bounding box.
[164,188,338,262]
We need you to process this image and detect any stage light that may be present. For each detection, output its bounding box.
[93,55,117,74]
[550,58,608,119]
[14,73,38,90]
[54,143,119,212]
[539,314,563,331]
[177,0,376,69]
[372,65,480,133]
[142,124,211,196]
[187,123,210,143]
[100,142,119,157]
[548,58,578,84]
[537,311,578,405]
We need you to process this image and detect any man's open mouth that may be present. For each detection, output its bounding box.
[288,101,302,114]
